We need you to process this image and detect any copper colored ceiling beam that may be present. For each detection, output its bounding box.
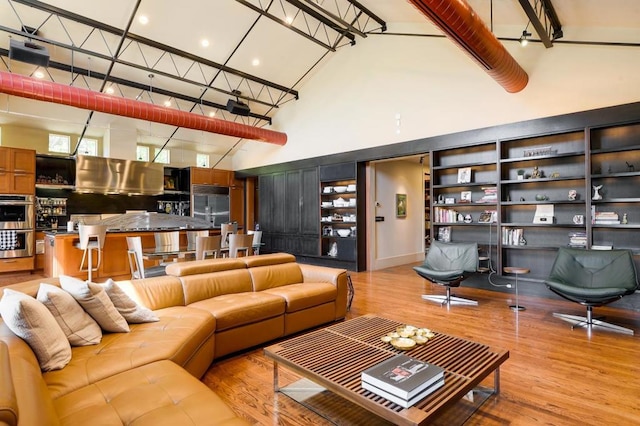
[0,71,288,145]
[407,0,528,93]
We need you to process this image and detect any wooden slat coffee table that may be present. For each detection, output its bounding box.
[264,314,509,426]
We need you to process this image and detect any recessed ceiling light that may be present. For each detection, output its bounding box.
[285,16,294,24]
[34,70,44,79]
[208,111,216,117]
[164,100,171,107]
[252,58,260,66]
[105,87,114,94]
[201,39,210,48]
[138,15,149,25]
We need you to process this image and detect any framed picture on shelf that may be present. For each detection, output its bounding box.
[460,191,472,203]
[396,194,407,217]
[438,226,451,242]
[457,167,471,184]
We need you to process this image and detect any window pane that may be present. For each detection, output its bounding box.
[136,146,149,161]
[49,134,70,154]
[154,148,170,164]
[78,138,98,156]
[196,153,209,168]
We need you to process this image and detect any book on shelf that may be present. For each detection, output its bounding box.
[361,354,445,400]
[362,377,445,408]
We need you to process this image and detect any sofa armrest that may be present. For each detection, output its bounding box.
[0,342,18,426]
[298,264,349,319]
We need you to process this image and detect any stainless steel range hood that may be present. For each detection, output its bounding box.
[75,155,164,195]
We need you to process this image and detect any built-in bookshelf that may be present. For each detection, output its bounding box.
[429,123,640,280]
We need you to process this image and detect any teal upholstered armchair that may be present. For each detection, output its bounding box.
[413,241,479,306]
[545,247,638,335]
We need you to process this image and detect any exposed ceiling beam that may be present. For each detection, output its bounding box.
[517,0,563,48]
[10,0,298,101]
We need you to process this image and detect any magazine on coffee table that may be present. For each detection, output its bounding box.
[361,354,444,400]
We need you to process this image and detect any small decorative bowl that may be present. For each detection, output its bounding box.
[333,186,348,193]
[336,229,351,237]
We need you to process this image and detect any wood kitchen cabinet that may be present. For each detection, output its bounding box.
[0,147,35,194]
[190,167,232,186]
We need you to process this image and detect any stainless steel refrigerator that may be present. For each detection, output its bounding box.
[191,185,230,227]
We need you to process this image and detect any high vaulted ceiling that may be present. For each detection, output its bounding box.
[0,0,639,166]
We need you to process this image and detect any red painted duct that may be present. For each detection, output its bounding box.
[0,71,287,145]
[407,0,528,93]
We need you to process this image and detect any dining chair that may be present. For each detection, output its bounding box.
[187,230,209,250]
[126,236,167,279]
[75,224,107,282]
[154,230,180,264]
[195,235,222,260]
[220,222,238,248]
[227,233,254,258]
[247,230,263,255]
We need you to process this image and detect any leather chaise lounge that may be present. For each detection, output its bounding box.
[0,253,349,425]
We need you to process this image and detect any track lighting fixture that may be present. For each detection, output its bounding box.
[519,29,532,47]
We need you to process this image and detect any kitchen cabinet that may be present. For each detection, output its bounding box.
[258,168,319,256]
[190,167,232,186]
[0,147,35,194]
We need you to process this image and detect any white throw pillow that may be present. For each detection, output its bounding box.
[59,276,130,333]
[37,283,102,346]
[101,279,159,324]
[0,288,72,371]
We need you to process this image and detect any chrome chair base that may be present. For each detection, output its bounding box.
[422,287,478,306]
[553,312,634,335]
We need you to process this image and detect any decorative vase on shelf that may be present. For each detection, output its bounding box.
[328,242,338,257]
[592,185,603,201]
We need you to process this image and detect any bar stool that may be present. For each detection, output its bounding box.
[503,266,529,311]
[76,224,107,282]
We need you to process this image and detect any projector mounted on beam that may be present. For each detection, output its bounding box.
[226,90,250,116]
[9,39,50,67]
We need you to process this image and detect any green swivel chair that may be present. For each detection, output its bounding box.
[413,241,479,306]
[545,247,638,335]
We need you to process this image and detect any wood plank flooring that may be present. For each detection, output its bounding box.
[3,265,639,425]
[203,264,640,425]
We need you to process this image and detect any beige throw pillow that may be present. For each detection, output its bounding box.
[101,279,159,323]
[59,276,130,333]
[0,288,71,371]
[37,283,102,346]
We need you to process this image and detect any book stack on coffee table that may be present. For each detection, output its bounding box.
[361,354,445,408]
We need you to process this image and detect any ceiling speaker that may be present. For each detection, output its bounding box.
[9,39,50,67]
[226,99,250,116]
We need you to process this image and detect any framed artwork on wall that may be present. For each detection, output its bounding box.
[396,194,407,217]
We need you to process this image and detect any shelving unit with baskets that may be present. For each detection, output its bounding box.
[320,180,357,262]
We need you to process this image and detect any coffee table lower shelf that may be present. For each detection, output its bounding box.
[265,315,508,426]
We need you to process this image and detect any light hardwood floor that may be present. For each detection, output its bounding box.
[204,264,640,425]
[4,266,639,425]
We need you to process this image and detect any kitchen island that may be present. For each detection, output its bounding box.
[43,213,219,280]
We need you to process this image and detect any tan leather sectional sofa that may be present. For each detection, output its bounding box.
[0,253,349,425]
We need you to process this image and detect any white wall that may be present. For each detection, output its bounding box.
[233,24,640,170]
[368,159,425,270]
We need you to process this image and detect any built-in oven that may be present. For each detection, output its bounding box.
[0,195,35,229]
[0,229,34,258]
